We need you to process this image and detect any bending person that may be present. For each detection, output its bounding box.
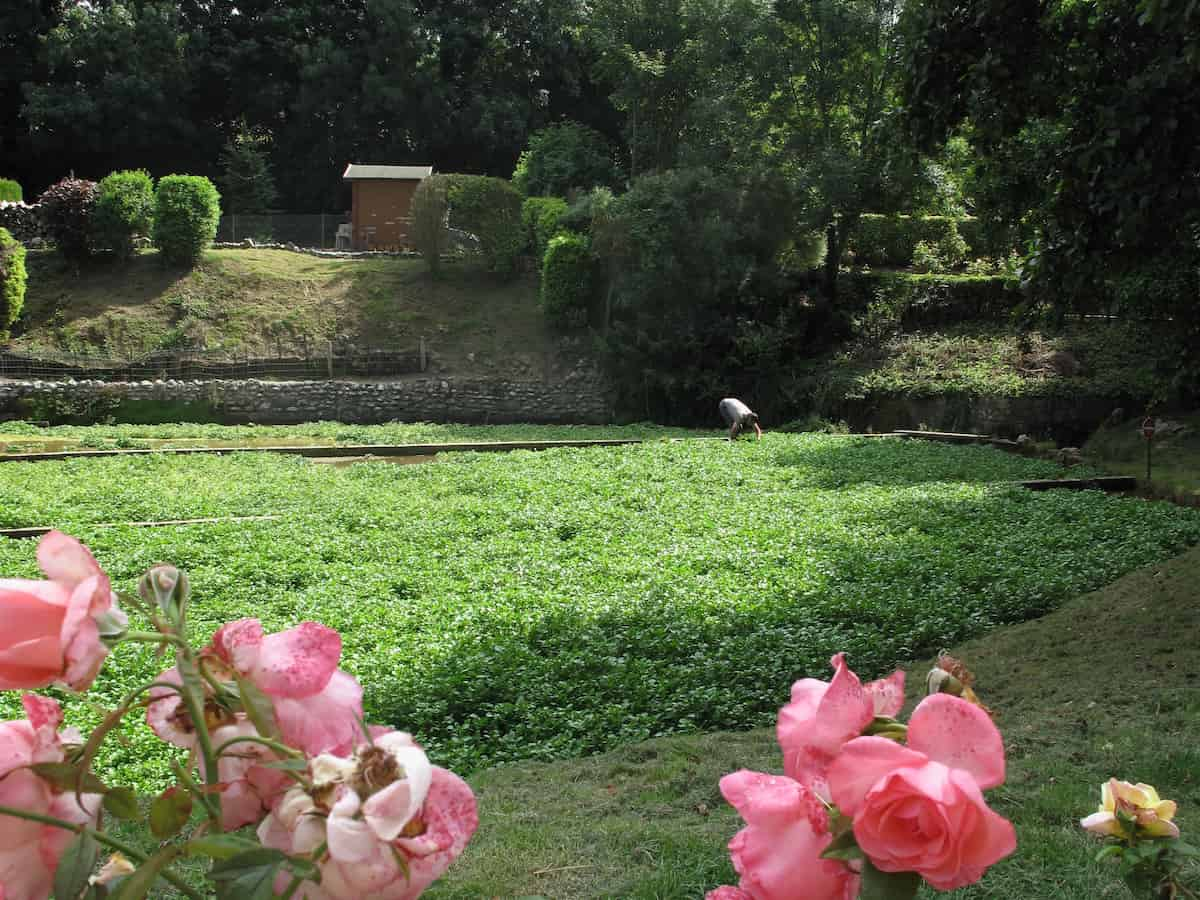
[718,397,763,441]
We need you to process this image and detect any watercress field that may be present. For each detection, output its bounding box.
[1,433,1197,790]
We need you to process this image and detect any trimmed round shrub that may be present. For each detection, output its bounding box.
[540,230,593,329]
[153,175,221,265]
[0,226,28,337]
[445,175,523,277]
[411,174,450,275]
[0,179,22,203]
[512,122,621,197]
[521,196,568,258]
[39,177,98,262]
[93,169,155,259]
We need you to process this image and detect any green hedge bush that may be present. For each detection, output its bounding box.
[0,226,27,337]
[0,179,21,203]
[39,177,98,262]
[521,196,568,258]
[849,214,990,267]
[153,175,221,266]
[445,174,523,277]
[840,271,1021,337]
[540,230,593,329]
[93,169,155,259]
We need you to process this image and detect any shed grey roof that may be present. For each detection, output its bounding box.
[343,164,433,181]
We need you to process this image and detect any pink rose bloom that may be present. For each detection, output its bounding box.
[0,696,102,900]
[258,732,478,899]
[210,719,291,830]
[208,619,364,756]
[0,531,126,692]
[828,694,1016,890]
[708,770,859,900]
[777,653,905,797]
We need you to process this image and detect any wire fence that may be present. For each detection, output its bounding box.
[215,214,350,249]
[0,341,433,381]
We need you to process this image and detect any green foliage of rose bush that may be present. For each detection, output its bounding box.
[0,435,1196,789]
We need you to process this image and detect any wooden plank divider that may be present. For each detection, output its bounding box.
[0,515,283,540]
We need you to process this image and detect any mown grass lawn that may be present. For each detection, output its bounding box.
[1,433,1197,800]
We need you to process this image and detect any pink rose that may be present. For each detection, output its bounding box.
[0,696,102,900]
[210,719,291,830]
[777,653,905,797]
[0,531,126,691]
[258,733,478,899]
[208,619,364,756]
[708,770,859,900]
[827,694,1016,890]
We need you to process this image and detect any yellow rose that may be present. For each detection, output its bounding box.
[1080,779,1180,840]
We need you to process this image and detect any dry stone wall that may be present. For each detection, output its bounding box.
[0,374,613,425]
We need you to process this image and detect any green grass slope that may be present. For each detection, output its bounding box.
[8,249,555,376]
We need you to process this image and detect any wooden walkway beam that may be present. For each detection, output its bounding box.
[0,515,282,539]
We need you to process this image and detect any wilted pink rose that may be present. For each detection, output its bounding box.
[777,653,905,797]
[0,531,126,691]
[0,696,102,900]
[210,718,291,830]
[208,619,363,756]
[709,770,859,900]
[258,733,478,899]
[827,694,1015,890]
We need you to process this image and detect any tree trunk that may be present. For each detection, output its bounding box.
[824,220,840,300]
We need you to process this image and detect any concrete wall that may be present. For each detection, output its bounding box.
[0,374,613,425]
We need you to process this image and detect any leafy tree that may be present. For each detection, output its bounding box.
[217,132,278,215]
[902,0,1200,329]
[512,122,620,196]
[93,169,155,259]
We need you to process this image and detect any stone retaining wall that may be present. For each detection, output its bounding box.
[0,375,613,425]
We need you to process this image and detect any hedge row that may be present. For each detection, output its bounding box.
[0,202,46,244]
[445,174,523,277]
[540,230,593,329]
[840,271,1022,335]
[847,214,994,267]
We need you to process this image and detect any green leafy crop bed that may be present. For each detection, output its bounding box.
[1,434,1197,790]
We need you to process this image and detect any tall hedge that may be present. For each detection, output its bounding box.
[521,196,568,258]
[847,214,991,267]
[0,227,28,337]
[93,169,155,259]
[154,175,221,265]
[540,230,593,329]
[39,177,98,262]
[445,175,523,276]
[410,174,450,275]
[0,179,21,203]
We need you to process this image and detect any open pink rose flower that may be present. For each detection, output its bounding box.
[258,731,478,899]
[777,653,905,798]
[827,693,1016,890]
[0,696,103,900]
[0,531,126,692]
[706,770,859,900]
[208,619,364,756]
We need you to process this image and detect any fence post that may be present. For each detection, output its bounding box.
[327,341,334,379]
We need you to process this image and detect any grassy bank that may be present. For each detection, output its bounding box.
[1084,413,1200,500]
[1,434,1196,790]
[9,249,556,376]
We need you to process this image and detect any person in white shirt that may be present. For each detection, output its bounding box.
[718,397,763,441]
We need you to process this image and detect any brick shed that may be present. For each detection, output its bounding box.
[343,164,433,250]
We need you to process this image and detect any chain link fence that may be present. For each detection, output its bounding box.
[0,342,434,381]
[215,214,351,249]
